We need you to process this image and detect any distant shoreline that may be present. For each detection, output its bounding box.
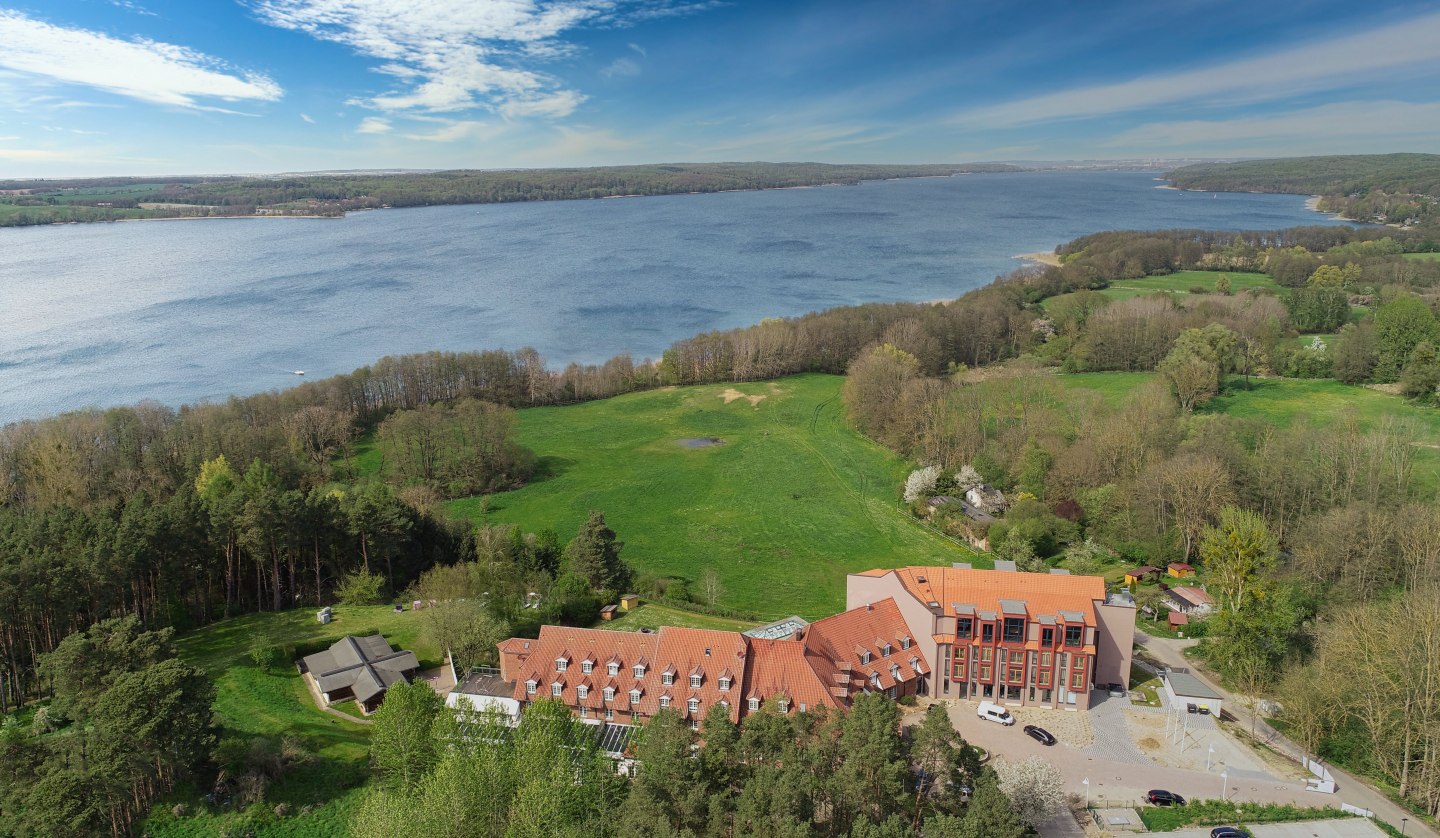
[1015,251,1062,267]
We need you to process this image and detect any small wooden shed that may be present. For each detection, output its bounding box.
[1125,566,1161,585]
[619,594,640,611]
[1167,562,1196,578]
[600,605,618,621]
[1168,611,1189,630]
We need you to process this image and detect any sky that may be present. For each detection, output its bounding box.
[1,0,1439,176]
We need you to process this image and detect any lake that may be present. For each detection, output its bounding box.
[0,171,1345,423]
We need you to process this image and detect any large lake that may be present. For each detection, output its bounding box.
[0,171,1345,423]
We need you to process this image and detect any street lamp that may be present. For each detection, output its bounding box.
[1220,770,1228,801]
[1401,817,1408,835]
[1207,743,1214,772]
[1083,778,1090,808]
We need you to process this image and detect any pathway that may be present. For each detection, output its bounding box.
[1135,634,1435,838]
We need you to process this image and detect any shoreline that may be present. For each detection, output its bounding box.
[1015,251,1062,267]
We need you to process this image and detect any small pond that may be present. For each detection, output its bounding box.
[675,437,724,448]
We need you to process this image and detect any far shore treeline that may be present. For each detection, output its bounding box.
[5,213,1440,832]
[0,161,1017,226]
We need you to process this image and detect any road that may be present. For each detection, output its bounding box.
[1135,633,1435,838]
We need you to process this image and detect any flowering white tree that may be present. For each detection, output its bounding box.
[955,465,983,493]
[996,756,1066,828]
[903,465,942,503]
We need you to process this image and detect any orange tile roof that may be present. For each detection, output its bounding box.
[743,637,840,713]
[880,566,1106,626]
[803,598,929,702]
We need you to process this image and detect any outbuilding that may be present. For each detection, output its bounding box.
[1162,670,1223,717]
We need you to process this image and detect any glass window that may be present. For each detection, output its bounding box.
[551,683,562,697]
[1008,650,1025,665]
[660,696,671,708]
[526,680,536,695]
[689,675,701,688]
[979,664,992,681]
[1009,666,1024,682]
[979,647,993,662]
[1040,651,1052,667]
[578,685,589,699]
[1002,617,1025,643]
[662,673,674,686]
[581,661,592,674]
[956,618,973,639]
[1064,625,1083,647]
[748,697,760,711]
[608,662,619,676]
[981,623,994,643]
[605,708,614,721]
[1041,627,1054,647]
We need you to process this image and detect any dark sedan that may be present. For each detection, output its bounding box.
[1210,828,1249,838]
[1146,789,1186,806]
[1022,724,1056,746]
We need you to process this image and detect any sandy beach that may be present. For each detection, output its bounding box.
[1015,251,1062,267]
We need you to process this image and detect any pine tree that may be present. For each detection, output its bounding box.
[563,511,631,592]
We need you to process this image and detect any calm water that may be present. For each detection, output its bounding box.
[0,171,1345,423]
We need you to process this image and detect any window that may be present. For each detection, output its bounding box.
[979,664,992,681]
[1041,627,1054,647]
[689,674,701,688]
[629,689,641,704]
[1040,651,1052,667]
[981,623,994,643]
[691,720,700,731]
[870,672,881,688]
[608,662,619,676]
[860,650,871,665]
[1037,667,1051,687]
[1064,625,1083,647]
[901,637,912,650]
[604,686,615,701]
[1008,666,1024,683]
[1071,670,1086,690]
[555,657,568,672]
[778,698,790,713]
[526,680,537,695]
[882,643,892,657]
[662,672,675,686]
[580,707,589,718]
[1002,617,1025,644]
[719,677,731,691]
[979,647,993,662]
[578,685,589,700]
[659,695,671,709]
[1009,650,1024,666]
[633,663,646,677]
[956,618,973,639]
[551,683,562,697]
[748,697,760,711]
[605,708,614,721]
[581,661,593,674]
[891,664,901,681]
[687,698,699,713]
[719,699,729,710]
[886,686,896,699]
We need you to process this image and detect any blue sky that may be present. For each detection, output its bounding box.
[2,0,1439,176]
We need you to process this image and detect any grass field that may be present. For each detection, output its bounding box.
[1403,251,1440,261]
[1041,270,1280,311]
[445,374,979,620]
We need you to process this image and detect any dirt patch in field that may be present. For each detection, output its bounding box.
[1137,736,1163,752]
[720,388,766,406]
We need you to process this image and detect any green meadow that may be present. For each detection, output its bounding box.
[447,373,979,620]
[1402,251,1440,261]
[1041,270,1280,310]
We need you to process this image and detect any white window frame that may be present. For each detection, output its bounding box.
[581,661,593,674]
[660,695,671,709]
[633,664,645,678]
[604,687,615,702]
[605,708,614,721]
[555,658,568,672]
[883,643,892,657]
[526,680,537,695]
[629,689,641,704]
[690,720,700,731]
[748,697,760,711]
[662,672,675,686]
[578,685,589,700]
[689,674,701,689]
[719,676,731,691]
[687,697,700,713]
[608,662,619,676]
[901,637,911,650]
[551,683,563,697]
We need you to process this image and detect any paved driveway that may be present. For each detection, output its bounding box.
[1164,819,1388,837]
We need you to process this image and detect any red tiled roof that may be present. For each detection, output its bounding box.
[744,636,840,713]
[803,598,929,702]
[871,566,1106,626]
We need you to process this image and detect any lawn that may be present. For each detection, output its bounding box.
[605,601,758,633]
[146,605,444,837]
[1403,251,1440,261]
[446,373,980,620]
[1041,271,1281,311]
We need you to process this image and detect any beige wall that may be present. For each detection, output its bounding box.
[1094,600,1136,688]
[847,573,943,698]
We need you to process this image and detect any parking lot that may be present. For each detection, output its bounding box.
[1162,820,1388,837]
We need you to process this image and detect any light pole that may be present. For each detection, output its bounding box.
[1401,817,1408,835]
[1083,777,1089,808]
[1207,743,1214,772]
[1220,769,1229,801]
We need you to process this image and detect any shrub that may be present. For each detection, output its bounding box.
[336,570,386,606]
[171,804,188,818]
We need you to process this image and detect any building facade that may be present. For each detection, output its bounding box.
[846,565,1135,712]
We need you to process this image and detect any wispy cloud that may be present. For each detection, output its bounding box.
[355,116,391,133]
[109,0,158,17]
[300,112,316,123]
[0,10,281,109]
[248,0,712,119]
[951,11,1440,127]
[601,57,641,80]
[1104,100,1440,150]
[627,42,646,57]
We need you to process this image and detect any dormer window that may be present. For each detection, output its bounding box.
[719,676,731,691]
[555,656,568,672]
[690,720,700,731]
[720,699,729,710]
[870,672,881,687]
[526,679,537,695]
[577,685,589,700]
[659,695,671,709]
[882,643,892,657]
[910,656,920,670]
[608,661,620,676]
[901,637,911,650]
[891,664,901,680]
[687,697,700,713]
[628,688,641,703]
[860,650,871,665]
[748,697,760,711]
[662,672,675,686]
[551,682,563,697]
[633,663,646,678]
[581,660,593,674]
[604,686,615,701]
[689,674,702,689]
[778,698,790,713]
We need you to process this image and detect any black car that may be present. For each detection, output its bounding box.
[1210,828,1249,838]
[1107,682,1126,697]
[1022,724,1056,746]
[1186,702,1199,714]
[1146,789,1186,806]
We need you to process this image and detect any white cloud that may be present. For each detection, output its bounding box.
[355,116,391,133]
[1104,100,1440,150]
[300,112,316,123]
[0,11,281,110]
[109,0,158,16]
[627,42,646,57]
[951,12,1440,128]
[249,1,711,119]
[601,57,641,80]
[401,119,500,143]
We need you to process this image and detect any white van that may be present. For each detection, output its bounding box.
[977,701,1015,726]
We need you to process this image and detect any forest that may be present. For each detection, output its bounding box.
[3,214,1440,832]
[1167,153,1440,228]
[0,162,1016,227]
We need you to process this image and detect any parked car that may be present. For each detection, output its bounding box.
[1186,702,1199,714]
[1107,682,1125,697]
[1210,828,1249,838]
[1022,724,1056,745]
[1198,705,1211,715]
[976,701,1015,726]
[1146,789,1186,806]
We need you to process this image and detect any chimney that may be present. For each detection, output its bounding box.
[791,628,804,641]
[866,603,873,611]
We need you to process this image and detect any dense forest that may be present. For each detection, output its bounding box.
[4,212,1440,831]
[0,162,1016,227]
[1167,153,1440,228]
